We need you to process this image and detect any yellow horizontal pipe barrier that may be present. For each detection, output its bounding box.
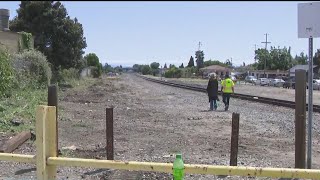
[48,157,173,173]
[0,153,35,163]
[48,157,320,179]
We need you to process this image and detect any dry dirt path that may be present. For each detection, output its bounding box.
[1,74,320,180]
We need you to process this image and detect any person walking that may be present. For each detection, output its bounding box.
[221,74,235,111]
[206,73,219,111]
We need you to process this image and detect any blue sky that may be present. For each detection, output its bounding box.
[1,1,319,67]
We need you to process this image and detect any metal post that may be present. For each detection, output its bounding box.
[307,37,313,169]
[48,85,58,155]
[106,107,114,160]
[230,113,240,166]
[295,69,306,169]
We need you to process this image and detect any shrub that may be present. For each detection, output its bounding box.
[11,50,52,89]
[164,67,182,78]
[91,66,100,78]
[60,68,80,82]
[0,48,14,96]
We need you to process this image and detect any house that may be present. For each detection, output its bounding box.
[199,65,232,77]
[0,9,34,54]
[289,64,318,78]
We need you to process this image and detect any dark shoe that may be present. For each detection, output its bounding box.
[225,105,229,111]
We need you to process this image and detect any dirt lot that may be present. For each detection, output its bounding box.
[1,74,320,180]
[146,75,320,105]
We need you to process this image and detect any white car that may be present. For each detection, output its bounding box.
[245,76,257,83]
[307,79,320,90]
[269,79,285,87]
[314,79,320,90]
[254,78,269,86]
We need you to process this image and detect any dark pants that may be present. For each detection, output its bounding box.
[222,93,231,107]
[210,100,217,110]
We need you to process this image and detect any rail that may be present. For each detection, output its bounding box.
[1,105,320,179]
[137,74,320,113]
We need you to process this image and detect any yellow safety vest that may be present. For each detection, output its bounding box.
[221,78,234,93]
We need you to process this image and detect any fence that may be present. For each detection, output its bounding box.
[1,105,320,179]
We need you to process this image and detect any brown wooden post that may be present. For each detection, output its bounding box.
[48,84,58,156]
[106,107,114,160]
[295,69,306,168]
[230,113,240,166]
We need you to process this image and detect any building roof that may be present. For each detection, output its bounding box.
[289,65,317,72]
[200,65,231,71]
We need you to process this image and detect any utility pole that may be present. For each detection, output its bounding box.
[254,44,257,63]
[261,33,271,78]
[198,41,202,51]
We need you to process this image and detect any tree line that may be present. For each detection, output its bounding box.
[8,1,116,79]
[254,46,320,70]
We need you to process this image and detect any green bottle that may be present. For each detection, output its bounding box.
[173,153,184,180]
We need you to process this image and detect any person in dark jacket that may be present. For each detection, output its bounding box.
[206,73,219,111]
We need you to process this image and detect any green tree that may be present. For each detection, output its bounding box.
[187,56,195,67]
[225,59,233,67]
[84,53,102,77]
[150,62,160,69]
[150,62,160,76]
[164,63,167,69]
[141,65,151,75]
[204,59,227,67]
[132,64,140,72]
[179,63,184,68]
[0,49,13,96]
[294,52,308,65]
[10,1,87,70]
[85,53,100,67]
[164,66,182,78]
[255,46,293,71]
[104,63,114,73]
[195,50,204,69]
[313,49,320,66]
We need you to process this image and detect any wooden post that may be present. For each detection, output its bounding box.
[36,105,57,180]
[230,113,240,166]
[295,69,306,169]
[106,107,114,160]
[48,85,58,154]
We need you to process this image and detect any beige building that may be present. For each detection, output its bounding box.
[0,9,34,54]
[200,65,232,77]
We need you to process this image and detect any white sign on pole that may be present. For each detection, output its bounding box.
[298,2,320,38]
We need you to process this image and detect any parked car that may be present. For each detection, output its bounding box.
[283,77,295,89]
[314,79,320,90]
[254,78,269,86]
[244,76,257,83]
[269,79,285,87]
[306,79,320,90]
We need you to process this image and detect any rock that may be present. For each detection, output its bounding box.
[62,145,77,151]
[162,154,172,158]
[126,107,131,110]
[10,119,23,126]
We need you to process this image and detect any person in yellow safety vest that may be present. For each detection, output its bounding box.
[221,74,235,111]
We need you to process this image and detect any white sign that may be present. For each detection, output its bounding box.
[298,2,320,38]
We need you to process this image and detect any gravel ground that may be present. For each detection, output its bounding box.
[1,74,320,180]
[146,75,320,105]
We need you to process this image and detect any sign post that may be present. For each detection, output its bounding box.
[298,2,320,169]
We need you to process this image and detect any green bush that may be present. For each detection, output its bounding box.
[164,67,182,78]
[91,66,100,78]
[0,48,14,96]
[11,50,52,89]
[61,68,80,81]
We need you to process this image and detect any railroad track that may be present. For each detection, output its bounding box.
[137,74,320,113]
